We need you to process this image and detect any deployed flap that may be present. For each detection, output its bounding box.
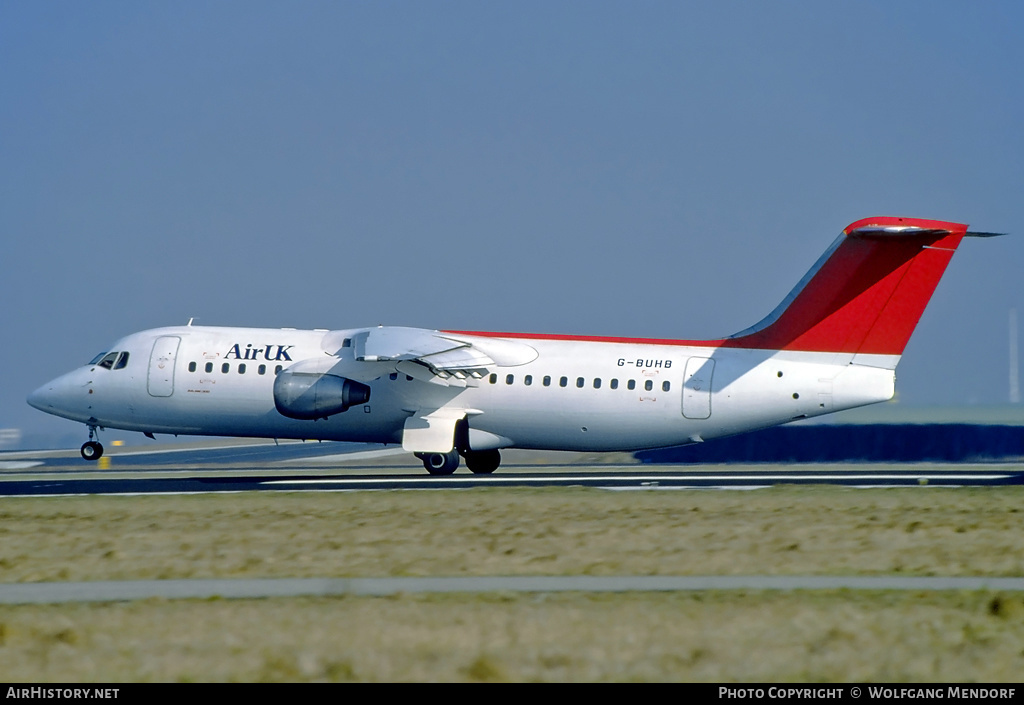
[354,327,493,381]
[402,409,466,453]
[417,345,494,371]
[395,361,483,388]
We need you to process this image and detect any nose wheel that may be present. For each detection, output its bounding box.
[81,424,103,461]
[81,441,104,461]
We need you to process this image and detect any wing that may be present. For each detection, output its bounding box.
[271,327,539,452]
[317,326,538,386]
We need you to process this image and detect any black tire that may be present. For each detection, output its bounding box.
[464,449,501,474]
[81,441,103,461]
[422,450,459,475]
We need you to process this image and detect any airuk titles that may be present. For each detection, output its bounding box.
[225,344,294,362]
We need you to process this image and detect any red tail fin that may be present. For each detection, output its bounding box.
[722,216,969,356]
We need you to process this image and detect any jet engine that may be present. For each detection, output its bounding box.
[273,370,371,420]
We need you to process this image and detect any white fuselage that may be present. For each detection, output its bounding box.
[30,325,896,452]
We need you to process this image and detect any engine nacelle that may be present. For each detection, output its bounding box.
[273,371,371,420]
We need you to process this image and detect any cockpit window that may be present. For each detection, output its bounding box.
[113,352,130,370]
[89,352,108,365]
[97,352,120,369]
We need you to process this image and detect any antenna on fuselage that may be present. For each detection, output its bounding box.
[187,317,195,326]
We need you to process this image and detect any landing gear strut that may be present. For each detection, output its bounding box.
[416,450,460,475]
[81,425,103,461]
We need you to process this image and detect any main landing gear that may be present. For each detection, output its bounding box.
[417,450,460,475]
[80,424,103,461]
[464,449,501,475]
[414,449,502,476]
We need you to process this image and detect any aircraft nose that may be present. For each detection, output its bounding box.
[27,370,86,416]
[27,381,58,412]
[27,368,98,424]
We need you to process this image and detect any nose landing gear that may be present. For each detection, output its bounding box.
[81,441,103,461]
[81,424,103,461]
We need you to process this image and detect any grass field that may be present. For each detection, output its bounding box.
[1,483,1023,681]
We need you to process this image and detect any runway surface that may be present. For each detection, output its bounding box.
[4,575,1024,604]
[1,467,1023,496]
[2,441,1023,496]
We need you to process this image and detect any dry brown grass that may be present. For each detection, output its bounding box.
[1,484,1023,681]
[0,486,1022,581]
[2,592,1024,682]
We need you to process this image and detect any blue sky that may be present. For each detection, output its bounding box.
[3,1,1023,446]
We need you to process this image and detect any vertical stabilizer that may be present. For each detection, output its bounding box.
[723,216,970,362]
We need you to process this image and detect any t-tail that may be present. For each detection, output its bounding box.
[721,216,999,366]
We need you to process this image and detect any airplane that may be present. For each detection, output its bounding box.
[27,216,996,475]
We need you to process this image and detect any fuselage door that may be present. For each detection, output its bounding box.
[682,356,715,419]
[148,336,181,397]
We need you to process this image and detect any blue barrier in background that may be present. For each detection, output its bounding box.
[634,425,1024,464]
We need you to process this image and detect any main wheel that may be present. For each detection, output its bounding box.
[464,449,501,474]
[421,450,459,475]
[81,441,103,461]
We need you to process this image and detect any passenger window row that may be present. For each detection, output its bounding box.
[487,373,669,393]
[182,363,667,392]
[186,361,283,376]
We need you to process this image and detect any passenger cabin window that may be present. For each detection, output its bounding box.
[489,374,497,384]
[524,375,533,386]
[610,379,619,389]
[559,376,568,388]
[662,381,670,392]
[576,377,584,388]
[644,380,653,391]
[543,376,551,387]
[506,374,514,385]
[188,361,197,373]
[275,365,283,375]
[258,364,266,375]
[593,378,601,389]
[205,362,213,373]
[238,363,246,374]
[222,363,230,374]
[627,380,636,390]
